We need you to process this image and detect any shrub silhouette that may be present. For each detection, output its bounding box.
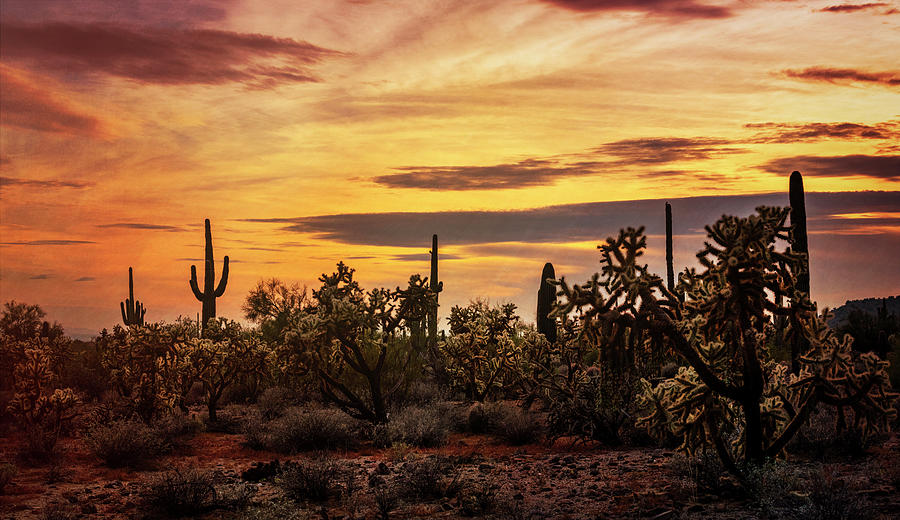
[553,207,898,478]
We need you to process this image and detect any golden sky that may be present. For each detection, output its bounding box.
[1,0,898,337]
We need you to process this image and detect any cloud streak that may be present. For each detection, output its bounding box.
[240,191,900,247]
[540,0,732,19]
[782,67,900,87]
[97,223,185,231]
[2,240,96,246]
[0,64,107,137]
[1,176,91,190]
[818,3,890,13]
[0,21,344,88]
[373,137,746,191]
[758,155,900,180]
[745,120,900,142]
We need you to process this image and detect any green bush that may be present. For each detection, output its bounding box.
[797,466,868,520]
[84,418,169,467]
[372,405,450,448]
[668,451,726,494]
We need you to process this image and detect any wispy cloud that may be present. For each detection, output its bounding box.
[758,155,900,180]
[0,64,107,137]
[2,240,96,246]
[818,3,891,13]
[29,274,53,280]
[745,120,900,142]
[0,22,345,89]
[97,223,185,231]
[74,276,95,282]
[782,67,900,87]
[539,0,733,19]
[372,137,745,191]
[1,176,92,190]
[593,137,747,163]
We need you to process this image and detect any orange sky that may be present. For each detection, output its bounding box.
[1,0,898,338]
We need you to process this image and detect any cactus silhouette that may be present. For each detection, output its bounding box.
[536,262,557,343]
[428,234,443,348]
[789,170,809,374]
[120,267,146,326]
[189,219,229,332]
[665,202,674,293]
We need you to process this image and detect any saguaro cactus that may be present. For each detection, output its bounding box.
[789,171,809,374]
[120,267,146,326]
[537,262,557,343]
[665,202,674,293]
[428,234,443,348]
[189,219,229,332]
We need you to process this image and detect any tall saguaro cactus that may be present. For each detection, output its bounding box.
[189,219,229,332]
[120,267,146,326]
[537,262,557,343]
[428,234,443,348]
[789,170,809,374]
[665,202,675,293]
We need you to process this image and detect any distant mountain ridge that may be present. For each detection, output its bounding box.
[827,295,900,328]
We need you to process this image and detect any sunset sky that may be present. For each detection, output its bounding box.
[1,0,898,338]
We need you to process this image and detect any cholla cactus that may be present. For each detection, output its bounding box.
[281,262,436,423]
[97,323,179,423]
[440,300,524,401]
[6,346,80,456]
[554,207,897,476]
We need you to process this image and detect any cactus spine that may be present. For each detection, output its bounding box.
[665,202,674,293]
[789,170,809,374]
[120,267,146,326]
[536,262,557,343]
[189,218,229,333]
[428,234,443,348]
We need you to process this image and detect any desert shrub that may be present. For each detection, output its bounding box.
[458,478,500,516]
[488,405,542,445]
[743,460,804,516]
[38,502,79,520]
[236,501,314,520]
[154,412,203,443]
[547,372,637,446]
[796,466,868,520]
[369,474,399,520]
[144,468,255,517]
[396,456,463,500]
[258,386,294,420]
[0,462,16,494]
[202,405,250,434]
[372,405,450,448]
[789,407,883,460]
[84,418,169,467]
[668,450,726,494]
[277,456,342,502]
[249,408,358,453]
[402,380,450,405]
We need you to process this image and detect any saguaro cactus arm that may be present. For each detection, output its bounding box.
[189,265,203,300]
[215,256,229,297]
